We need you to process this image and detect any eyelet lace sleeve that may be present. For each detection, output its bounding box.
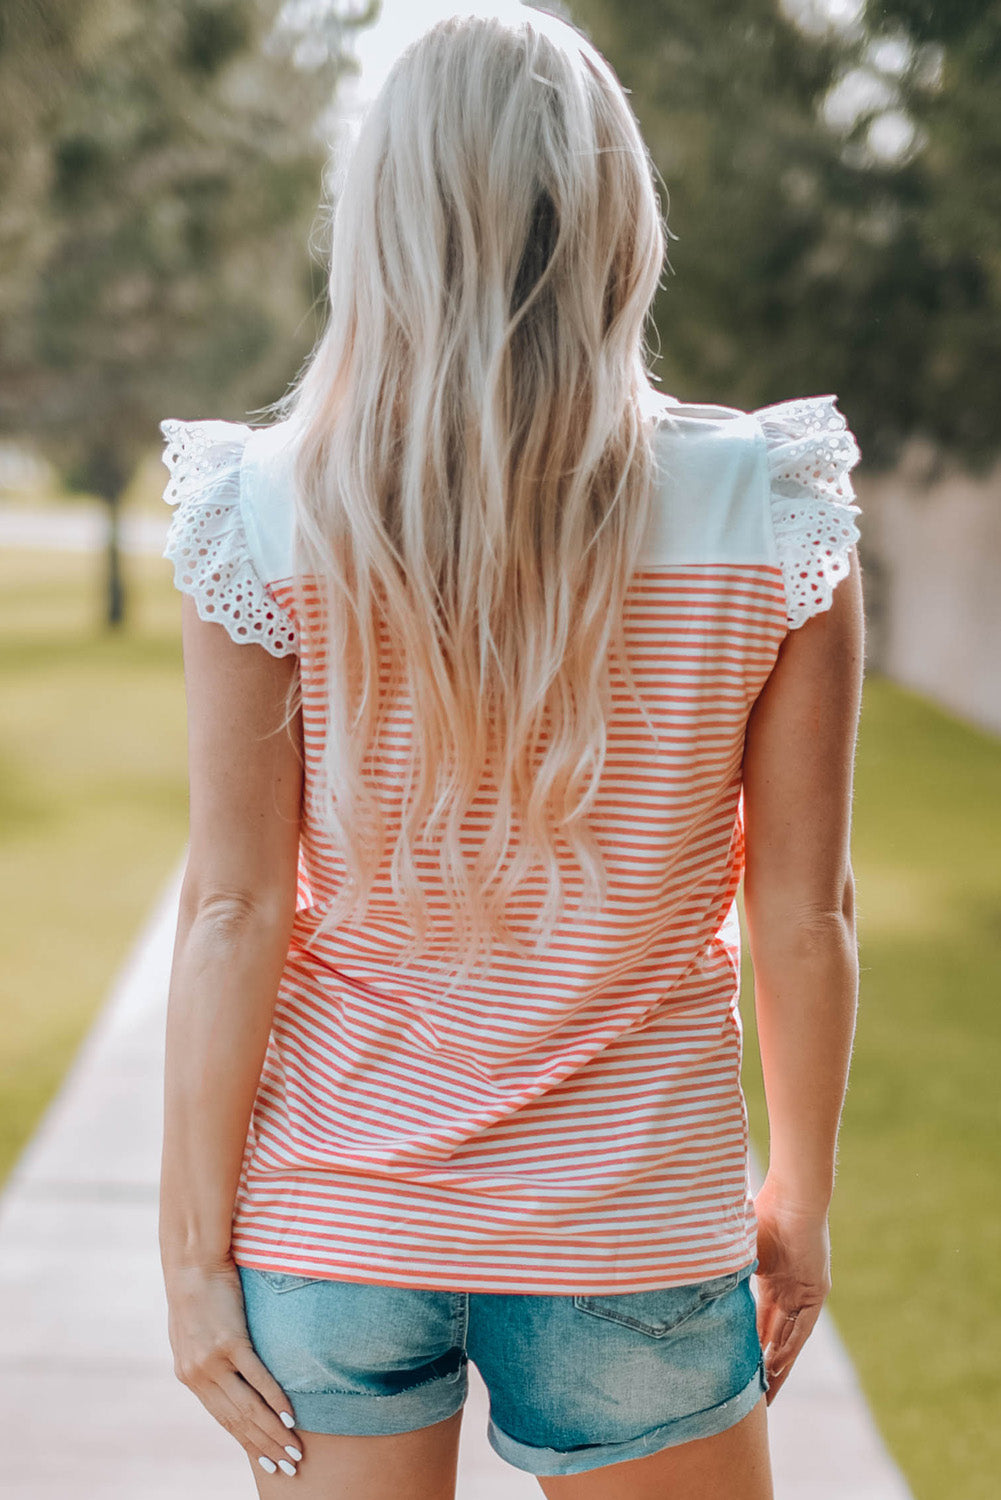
[159,418,299,658]
[754,395,862,631]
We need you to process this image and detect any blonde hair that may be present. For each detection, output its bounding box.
[270,7,669,992]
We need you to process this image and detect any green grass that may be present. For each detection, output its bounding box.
[0,545,189,1186]
[740,675,1001,1500]
[2,559,998,1496]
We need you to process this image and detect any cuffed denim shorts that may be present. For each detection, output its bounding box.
[237,1255,768,1477]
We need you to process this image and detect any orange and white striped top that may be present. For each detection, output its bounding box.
[160,391,861,1294]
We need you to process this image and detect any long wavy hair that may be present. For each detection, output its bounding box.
[269,7,670,991]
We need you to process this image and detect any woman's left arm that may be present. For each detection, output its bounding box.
[159,592,307,1471]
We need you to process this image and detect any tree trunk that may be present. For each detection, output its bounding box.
[103,490,126,629]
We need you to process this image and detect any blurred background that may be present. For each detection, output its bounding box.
[1,2,998,1496]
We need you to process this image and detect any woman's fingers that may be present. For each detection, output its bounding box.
[758,1300,795,1373]
[763,1306,799,1360]
[229,1339,301,1440]
[761,1308,797,1379]
[214,1384,296,1474]
[177,1343,302,1475]
[762,1303,823,1405]
[217,1357,304,1463]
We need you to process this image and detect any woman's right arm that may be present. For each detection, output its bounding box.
[740,543,865,1402]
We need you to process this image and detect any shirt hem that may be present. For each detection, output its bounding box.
[229,1232,760,1296]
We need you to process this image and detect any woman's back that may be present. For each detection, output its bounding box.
[160,385,861,1295]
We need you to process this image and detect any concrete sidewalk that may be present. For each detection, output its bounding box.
[0,501,169,555]
[0,857,914,1497]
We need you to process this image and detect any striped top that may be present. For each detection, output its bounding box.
[160,391,862,1294]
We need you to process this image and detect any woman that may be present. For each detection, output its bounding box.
[158,8,863,1497]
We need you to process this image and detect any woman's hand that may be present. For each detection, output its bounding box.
[752,1174,833,1405]
[163,1254,305,1477]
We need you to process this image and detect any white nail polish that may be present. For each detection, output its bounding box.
[285,1445,303,1461]
[278,1459,297,1476]
[280,1410,296,1428]
[258,1456,278,1473]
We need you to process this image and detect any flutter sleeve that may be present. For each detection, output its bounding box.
[159,417,299,658]
[754,394,862,632]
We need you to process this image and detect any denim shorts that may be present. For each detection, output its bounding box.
[237,1255,768,1477]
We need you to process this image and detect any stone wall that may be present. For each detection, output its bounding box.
[855,439,1001,738]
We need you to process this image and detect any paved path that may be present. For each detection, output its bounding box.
[0,501,170,555]
[0,504,170,558]
[0,860,915,1498]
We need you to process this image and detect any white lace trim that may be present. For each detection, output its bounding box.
[754,395,862,631]
[159,418,299,658]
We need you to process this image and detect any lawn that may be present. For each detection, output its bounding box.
[1,549,998,1498]
[740,676,1001,1500]
[0,542,189,1186]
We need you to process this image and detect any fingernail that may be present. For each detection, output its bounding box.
[280,1410,296,1428]
[278,1459,297,1475]
[258,1456,278,1473]
[285,1445,303,1461]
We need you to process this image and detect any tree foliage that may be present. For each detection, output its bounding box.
[3,0,997,498]
[570,0,1001,472]
[0,0,374,497]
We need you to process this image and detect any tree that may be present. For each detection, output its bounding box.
[0,0,376,625]
[849,0,1001,470]
[569,0,1001,473]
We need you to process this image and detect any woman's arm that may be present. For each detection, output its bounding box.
[159,590,303,1271]
[157,592,309,1477]
[740,544,865,1396]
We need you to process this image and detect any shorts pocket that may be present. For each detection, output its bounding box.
[572,1270,741,1339]
[254,1269,329,1295]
